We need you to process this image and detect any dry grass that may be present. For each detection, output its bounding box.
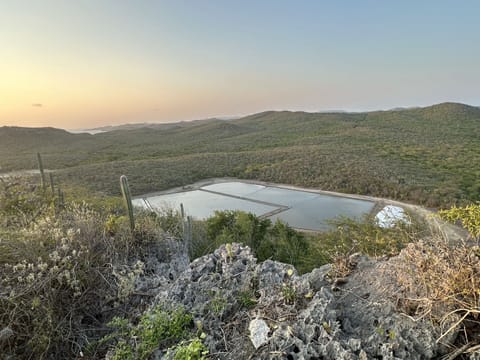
[0,178,176,359]
[328,251,360,281]
[393,234,480,350]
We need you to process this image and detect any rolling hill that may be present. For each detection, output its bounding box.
[1,102,479,207]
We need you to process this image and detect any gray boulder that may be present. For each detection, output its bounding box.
[143,244,454,359]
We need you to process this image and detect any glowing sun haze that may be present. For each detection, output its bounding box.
[1,0,479,129]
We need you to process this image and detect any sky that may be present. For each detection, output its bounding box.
[1,1,479,129]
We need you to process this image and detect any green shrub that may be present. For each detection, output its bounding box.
[105,214,130,235]
[172,338,208,360]
[303,214,426,271]
[195,210,423,274]
[206,210,271,253]
[203,210,308,267]
[438,203,480,239]
[281,283,297,305]
[237,289,258,309]
[207,291,228,316]
[106,305,194,360]
[266,220,309,270]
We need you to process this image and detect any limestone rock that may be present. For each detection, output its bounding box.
[135,243,459,359]
[248,319,270,349]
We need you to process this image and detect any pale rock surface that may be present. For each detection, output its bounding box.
[249,319,270,349]
[375,205,410,228]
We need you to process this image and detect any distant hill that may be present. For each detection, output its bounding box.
[1,102,479,206]
[0,126,92,151]
[72,117,234,133]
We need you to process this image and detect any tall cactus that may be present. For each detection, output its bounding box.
[180,203,192,254]
[186,215,193,248]
[120,175,135,231]
[49,173,55,194]
[180,203,185,219]
[180,203,186,237]
[57,188,64,209]
[36,152,46,190]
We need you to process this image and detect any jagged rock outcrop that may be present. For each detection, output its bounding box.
[146,243,454,359]
[134,237,190,295]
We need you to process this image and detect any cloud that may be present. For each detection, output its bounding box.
[32,103,43,107]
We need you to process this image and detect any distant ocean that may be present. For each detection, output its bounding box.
[67,129,107,135]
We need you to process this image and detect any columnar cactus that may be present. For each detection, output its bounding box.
[180,203,192,252]
[57,188,64,209]
[180,202,187,242]
[49,173,55,194]
[37,152,46,190]
[120,175,135,231]
[186,215,193,250]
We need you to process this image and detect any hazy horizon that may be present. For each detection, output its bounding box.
[1,101,476,132]
[1,0,479,129]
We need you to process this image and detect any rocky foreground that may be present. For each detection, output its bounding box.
[122,241,479,360]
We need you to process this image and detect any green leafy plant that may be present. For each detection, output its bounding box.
[237,289,257,309]
[171,338,209,360]
[104,214,129,235]
[281,283,297,305]
[206,210,271,254]
[322,321,333,335]
[208,292,228,316]
[439,203,480,239]
[200,210,311,271]
[106,305,193,360]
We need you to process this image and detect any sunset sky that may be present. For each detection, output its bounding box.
[1,0,479,129]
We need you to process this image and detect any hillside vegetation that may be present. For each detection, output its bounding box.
[1,102,479,207]
[2,177,480,359]
[0,177,420,358]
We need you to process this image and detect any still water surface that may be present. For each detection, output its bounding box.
[133,181,375,231]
